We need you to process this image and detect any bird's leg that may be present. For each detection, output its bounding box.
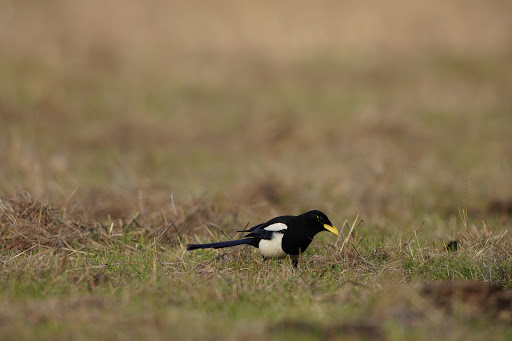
[292,249,302,268]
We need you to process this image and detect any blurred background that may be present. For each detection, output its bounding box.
[1,0,511,232]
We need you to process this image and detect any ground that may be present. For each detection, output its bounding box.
[1,1,512,340]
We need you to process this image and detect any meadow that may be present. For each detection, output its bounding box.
[1,1,512,340]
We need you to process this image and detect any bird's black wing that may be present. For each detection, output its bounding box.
[242,222,288,241]
[237,215,294,234]
[237,222,267,233]
[243,229,274,240]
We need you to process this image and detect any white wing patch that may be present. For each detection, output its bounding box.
[258,233,287,258]
[263,223,288,232]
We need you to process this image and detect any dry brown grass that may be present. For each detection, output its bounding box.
[0,193,91,251]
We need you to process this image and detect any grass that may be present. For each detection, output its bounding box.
[1,195,511,340]
[1,0,512,339]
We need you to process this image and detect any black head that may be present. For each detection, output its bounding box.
[301,210,338,236]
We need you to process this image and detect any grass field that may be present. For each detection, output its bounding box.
[1,0,512,340]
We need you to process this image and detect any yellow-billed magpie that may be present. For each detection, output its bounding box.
[186,210,338,266]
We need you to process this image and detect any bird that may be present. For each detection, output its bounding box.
[186,210,338,267]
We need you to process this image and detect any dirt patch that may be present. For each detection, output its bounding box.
[488,199,512,216]
[270,319,385,341]
[421,280,512,323]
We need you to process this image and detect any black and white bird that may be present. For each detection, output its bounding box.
[186,210,338,266]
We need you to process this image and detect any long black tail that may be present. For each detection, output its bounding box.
[186,238,255,251]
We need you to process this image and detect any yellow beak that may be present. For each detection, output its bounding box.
[323,224,339,235]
